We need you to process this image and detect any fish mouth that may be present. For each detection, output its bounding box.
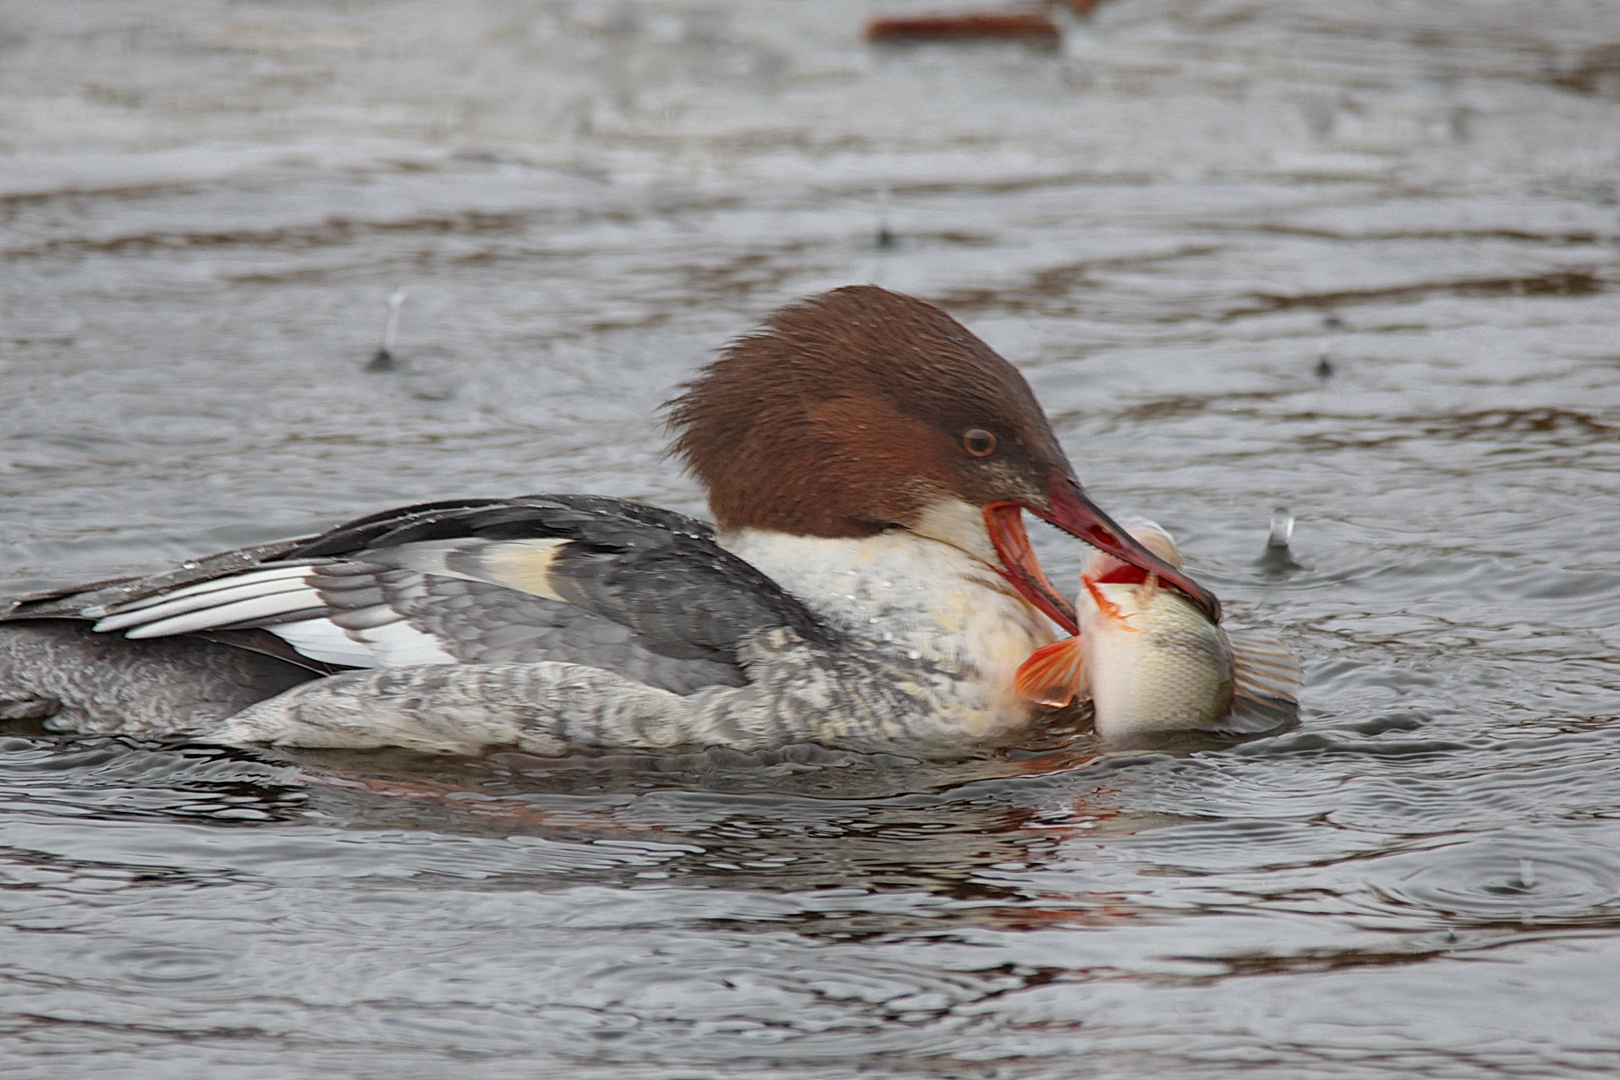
[985,470,1222,630]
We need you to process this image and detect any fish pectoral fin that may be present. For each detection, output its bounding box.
[1214,629,1302,737]
[1082,577,1138,630]
[1014,637,1088,708]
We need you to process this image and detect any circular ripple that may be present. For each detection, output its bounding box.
[1366,830,1620,925]
[106,946,232,984]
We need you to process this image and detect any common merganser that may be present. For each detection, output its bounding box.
[0,286,1217,757]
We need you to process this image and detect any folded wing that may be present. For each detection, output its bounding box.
[3,495,834,697]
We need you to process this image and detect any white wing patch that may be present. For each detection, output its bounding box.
[267,617,456,668]
[343,619,458,666]
[269,618,385,668]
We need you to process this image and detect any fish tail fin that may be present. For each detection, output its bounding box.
[1015,637,1087,708]
[1215,629,1302,738]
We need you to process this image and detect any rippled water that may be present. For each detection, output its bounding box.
[3,1,1620,1076]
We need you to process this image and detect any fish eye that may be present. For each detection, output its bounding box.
[962,429,997,457]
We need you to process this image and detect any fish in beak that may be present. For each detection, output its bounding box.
[1012,518,1300,744]
[984,469,1222,634]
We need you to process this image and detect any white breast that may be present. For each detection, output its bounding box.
[721,527,1057,736]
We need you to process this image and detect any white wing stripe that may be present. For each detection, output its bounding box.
[121,591,327,639]
[92,565,316,615]
[94,574,317,632]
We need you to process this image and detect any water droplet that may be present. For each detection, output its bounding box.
[1267,507,1294,547]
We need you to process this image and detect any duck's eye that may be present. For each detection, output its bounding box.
[963,429,997,457]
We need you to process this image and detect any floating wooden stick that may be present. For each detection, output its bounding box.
[866,13,1062,46]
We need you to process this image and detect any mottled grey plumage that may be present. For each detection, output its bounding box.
[219,626,983,758]
[0,620,314,735]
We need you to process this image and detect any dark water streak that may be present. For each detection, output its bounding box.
[3,1,1620,1076]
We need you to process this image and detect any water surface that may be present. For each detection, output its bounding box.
[3,1,1620,1076]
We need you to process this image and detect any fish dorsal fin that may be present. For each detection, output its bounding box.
[1014,636,1088,708]
[1214,629,1302,737]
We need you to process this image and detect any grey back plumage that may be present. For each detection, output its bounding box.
[1,495,839,733]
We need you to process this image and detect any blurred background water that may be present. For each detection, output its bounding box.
[2,1,1619,1076]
